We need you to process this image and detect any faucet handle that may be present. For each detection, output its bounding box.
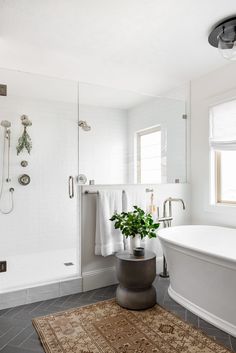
[158,216,173,222]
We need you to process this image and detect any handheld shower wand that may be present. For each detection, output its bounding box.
[0,120,14,214]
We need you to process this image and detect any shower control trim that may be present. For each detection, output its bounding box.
[21,160,28,167]
[18,174,31,186]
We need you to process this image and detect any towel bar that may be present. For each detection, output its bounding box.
[83,190,99,194]
[83,188,154,194]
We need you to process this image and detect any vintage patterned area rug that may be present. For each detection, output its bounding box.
[33,299,232,353]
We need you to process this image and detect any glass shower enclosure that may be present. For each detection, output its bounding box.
[0,69,80,306]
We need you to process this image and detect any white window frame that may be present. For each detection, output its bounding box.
[136,126,161,184]
[209,95,236,206]
[214,150,236,205]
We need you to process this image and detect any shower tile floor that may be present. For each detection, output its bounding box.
[0,277,235,353]
[0,249,77,292]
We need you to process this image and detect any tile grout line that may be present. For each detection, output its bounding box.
[228,335,233,351]
[29,300,57,313]
[0,326,15,340]
[18,329,37,348]
[0,325,26,351]
[0,309,12,318]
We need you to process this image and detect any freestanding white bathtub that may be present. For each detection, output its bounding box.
[158,225,236,337]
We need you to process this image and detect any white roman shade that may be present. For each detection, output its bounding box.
[210,99,236,150]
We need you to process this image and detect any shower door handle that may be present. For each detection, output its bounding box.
[68,176,74,199]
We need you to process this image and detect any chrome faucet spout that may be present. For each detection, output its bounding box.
[163,197,185,218]
[170,198,186,210]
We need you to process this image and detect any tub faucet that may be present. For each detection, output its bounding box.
[160,197,185,278]
[163,197,185,219]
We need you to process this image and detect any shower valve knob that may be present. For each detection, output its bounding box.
[18,174,31,186]
[21,160,28,167]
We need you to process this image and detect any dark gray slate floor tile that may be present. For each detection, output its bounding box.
[230,336,236,352]
[20,337,44,352]
[0,325,26,350]
[0,345,44,353]
[0,310,11,318]
[0,278,233,353]
[9,325,35,346]
[186,310,198,327]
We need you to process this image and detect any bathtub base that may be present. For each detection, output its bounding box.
[168,285,236,338]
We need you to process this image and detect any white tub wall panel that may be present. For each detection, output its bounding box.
[81,183,190,290]
[81,187,116,275]
[82,267,118,292]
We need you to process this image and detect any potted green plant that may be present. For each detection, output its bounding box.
[110,206,159,254]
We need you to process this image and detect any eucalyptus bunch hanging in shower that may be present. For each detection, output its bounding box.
[16,115,32,155]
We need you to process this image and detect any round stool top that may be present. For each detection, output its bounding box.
[116,250,156,262]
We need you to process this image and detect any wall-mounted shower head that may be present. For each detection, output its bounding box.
[1,120,11,129]
[78,120,91,131]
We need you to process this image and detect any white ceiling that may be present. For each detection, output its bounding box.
[0,0,236,96]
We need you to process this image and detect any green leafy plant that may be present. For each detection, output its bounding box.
[16,127,32,155]
[110,206,159,239]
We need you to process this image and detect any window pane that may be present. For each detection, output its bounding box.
[220,151,236,202]
[211,100,236,141]
[139,130,161,184]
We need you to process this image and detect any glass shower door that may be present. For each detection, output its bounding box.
[0,69,79,292]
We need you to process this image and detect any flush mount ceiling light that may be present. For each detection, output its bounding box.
[208,16,236,60]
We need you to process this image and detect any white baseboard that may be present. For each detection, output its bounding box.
[169,286,236,337]
[82,267,118,292]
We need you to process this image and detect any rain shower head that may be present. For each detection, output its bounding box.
[78,120,91,131]
[1,120,11,128]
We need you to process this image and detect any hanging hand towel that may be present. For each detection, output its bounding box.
[122,188,147,212]
[122,188,147,250]
[95,190,124,257]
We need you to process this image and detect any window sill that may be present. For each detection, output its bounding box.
[214,202,236,207]
[206,202,236,214]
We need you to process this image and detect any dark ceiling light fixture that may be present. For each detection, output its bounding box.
[208,16,236,60]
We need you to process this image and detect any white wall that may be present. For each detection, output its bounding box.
[80,183,190,291]
[191,62,236,226]
[79,105,128,184]
[0,70,78,267]
[127,97,186,184]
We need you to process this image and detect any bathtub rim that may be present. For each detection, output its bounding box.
[168,285,236,337]
[158,225,236,267]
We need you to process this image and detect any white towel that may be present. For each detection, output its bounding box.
[122,189,147,212]
[122,189,147,250]
[95,190,124,257]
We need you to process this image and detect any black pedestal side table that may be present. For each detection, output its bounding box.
[115,250,156,310]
